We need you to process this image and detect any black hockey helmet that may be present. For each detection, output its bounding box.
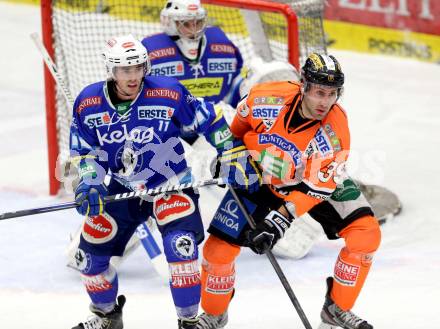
[301,53,344,88]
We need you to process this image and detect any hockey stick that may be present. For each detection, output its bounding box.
[0,178,224,220]
[228,186,313,329]
[30,32,75,104]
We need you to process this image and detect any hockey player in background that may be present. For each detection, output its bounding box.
[196,53,381,329]
[69,34,260,329]
[142,0,243,119]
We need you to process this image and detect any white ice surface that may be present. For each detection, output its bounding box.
[0,2,440,328]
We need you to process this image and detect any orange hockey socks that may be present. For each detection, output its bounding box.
[200,235,241,315]
[331,215,381,310]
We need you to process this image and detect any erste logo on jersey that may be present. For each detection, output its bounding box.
[259,133,302,166]
[82,213,118,244]
[252,105,282,119]
[314,127,332,156]
[150,61,184,77]
[96,124,154,145]
[207,58,237,73]
[76,96,102,114]
[154,193,195,225]
[84,111,111,128]
[138,106,174,120]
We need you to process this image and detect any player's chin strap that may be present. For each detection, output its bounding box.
[0,178,226,220]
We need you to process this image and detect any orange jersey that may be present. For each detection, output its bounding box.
[231,81,350,217]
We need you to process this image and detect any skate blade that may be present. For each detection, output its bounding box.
[317,322,339,329]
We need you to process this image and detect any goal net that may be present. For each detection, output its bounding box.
[41,0,326,194]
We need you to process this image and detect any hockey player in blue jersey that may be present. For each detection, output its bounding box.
[142,0,243,110]
[70,34,261,329]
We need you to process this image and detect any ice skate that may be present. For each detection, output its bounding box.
[319,278,373,329]
[72,295,126,329]
[178,317,199,329]
[196,311,228,329]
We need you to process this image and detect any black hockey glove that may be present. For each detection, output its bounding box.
[245,210,292,254]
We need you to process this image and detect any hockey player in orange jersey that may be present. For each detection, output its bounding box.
[196,53,381,329]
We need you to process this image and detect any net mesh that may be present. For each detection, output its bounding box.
[48,0,326,181]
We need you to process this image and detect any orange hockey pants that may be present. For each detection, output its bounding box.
[200,215,381,315]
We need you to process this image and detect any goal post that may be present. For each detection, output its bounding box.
[40,0,323,195]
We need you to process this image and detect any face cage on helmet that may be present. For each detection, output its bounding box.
[174,16,207,41]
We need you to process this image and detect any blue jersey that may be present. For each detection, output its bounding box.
[142,26,243,107]
[70,75,231,190]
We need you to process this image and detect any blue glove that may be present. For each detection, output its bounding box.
[74,180,108,217]
[217,142,262,193]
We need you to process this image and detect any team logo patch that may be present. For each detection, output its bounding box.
[207,58,237,73]
[76,96,102,114]
[206,273,235,294]
[171,233,196,260]
[237,100,249,117]
[154,193,195,225]
[84,111,111,128]
[74,248,92,273]
[150,61,184,77]
[148,47,176,60]
[170,260,200,288]
[137,106,174,120]
[334,256,360,286]
[262,119,275,130]
[115,144,144,177]
[82,213,118,244]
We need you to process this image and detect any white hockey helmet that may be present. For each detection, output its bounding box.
[239,57,300,97]
[160,0,207,60]
[102,34,151,78]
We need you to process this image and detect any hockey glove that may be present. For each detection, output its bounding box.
[245,210,292,254]
[74,180,108,217]
[216,143,262,193]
